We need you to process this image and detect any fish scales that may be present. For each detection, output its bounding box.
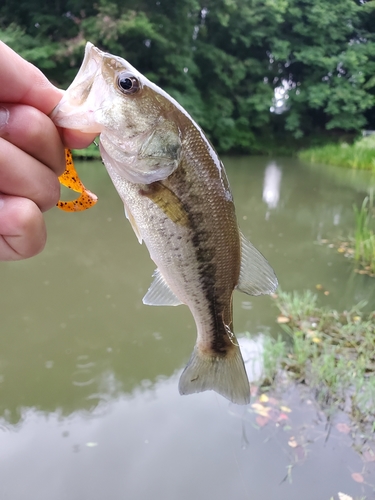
[120,122,241,354]
[51,42,278,405]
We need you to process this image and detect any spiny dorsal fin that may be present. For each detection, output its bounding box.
[143,268,183,306]
[236,231,278,296]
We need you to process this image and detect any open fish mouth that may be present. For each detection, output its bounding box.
[50,43,105,133]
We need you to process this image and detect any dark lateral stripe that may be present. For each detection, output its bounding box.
[168,160,233,356]
[188,208,232,355]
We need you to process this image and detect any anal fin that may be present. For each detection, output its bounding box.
[143,268,183,306]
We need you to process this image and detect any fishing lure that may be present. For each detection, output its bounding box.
[57,149,98,212]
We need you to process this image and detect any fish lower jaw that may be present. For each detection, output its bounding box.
[51,104,103,134]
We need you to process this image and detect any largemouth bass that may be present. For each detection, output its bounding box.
[51,42,278,405]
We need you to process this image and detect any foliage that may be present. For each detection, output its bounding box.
[316,192,375,277]
[261,334,287,386]
[1,0,375,152]
[263,290,375,426]
[353,193,375,274]
[299,135,375,171]
[72,142,101,159]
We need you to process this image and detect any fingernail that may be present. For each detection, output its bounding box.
[0,106,9,129]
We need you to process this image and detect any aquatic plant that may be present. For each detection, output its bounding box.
[262,290,375,427]
[275,289,318,320]
[299,135,375,171]
[353,193,375,274]
[261,334,287,385]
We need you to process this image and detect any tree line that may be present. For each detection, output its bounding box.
[1,0,374,153]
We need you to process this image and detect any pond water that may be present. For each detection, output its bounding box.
[1,156,375,500]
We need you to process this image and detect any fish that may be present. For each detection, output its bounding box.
[51,42,278,405]
[57,149,98,212]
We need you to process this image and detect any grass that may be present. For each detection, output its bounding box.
[353,193,375,275]
[320,193,375,277]
[299,135,375,171]
[261,290,375,427]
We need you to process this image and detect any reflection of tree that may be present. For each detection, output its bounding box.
[0,335,265,425]
[302,161,375,195]
[0,332,185,425]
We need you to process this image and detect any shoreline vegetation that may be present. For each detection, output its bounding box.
[299,135,375,172]
[2,0,375,154]
[260,290,375,431]
[74,134,375,165]
[353,193,375,275]
[319,193,375,277]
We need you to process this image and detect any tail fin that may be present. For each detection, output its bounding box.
[178,345,250,405]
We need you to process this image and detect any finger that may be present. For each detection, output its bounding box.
[0,104,65,176]
[0,43,97,150]
[0,138,61,212]
[0,194,46,260]
[0,41,63,114]
[59,128,98,150]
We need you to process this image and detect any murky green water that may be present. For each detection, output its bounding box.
[1,157,375,499]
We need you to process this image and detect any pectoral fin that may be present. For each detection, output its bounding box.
[236,232,278,296]
[143,268,183,306]
[140,182,189,226]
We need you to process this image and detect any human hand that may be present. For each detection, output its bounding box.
[0,41,96,261]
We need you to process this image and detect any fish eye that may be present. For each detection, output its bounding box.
[117,73,140,94]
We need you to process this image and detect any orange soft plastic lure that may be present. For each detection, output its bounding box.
[57,149,98,212]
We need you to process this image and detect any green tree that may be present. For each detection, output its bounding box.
[1,0,374,151]
[276,0,375,136]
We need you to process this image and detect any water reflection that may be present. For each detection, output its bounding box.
[262,162,282,211]
[0,335,262,426]
[301,159,375,194]
[333,208,341,226]
[0,369,370,500]
[1,157,375,499]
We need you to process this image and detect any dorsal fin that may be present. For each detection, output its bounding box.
[236,232,278,296]
[143,268,183,306]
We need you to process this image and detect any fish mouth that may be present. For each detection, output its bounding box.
[50,42,106,133]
